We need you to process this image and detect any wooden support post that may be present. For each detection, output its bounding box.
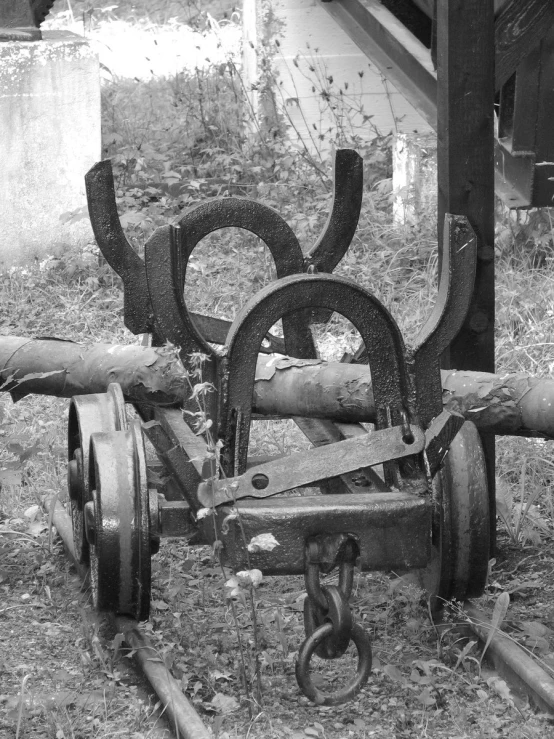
[436,0,496,545]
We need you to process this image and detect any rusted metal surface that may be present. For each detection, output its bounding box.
[48,493,554,731]
[157,498,196,538]
[464,602,554,715]
[296,534,372,703]
[78,139,494,707]
[296,623,372,706]
[141,195,311,381]
[303,536,358,658]
[86,149,365,353]
[406,421,490,610]
[305,149,363,274]
[305,148,363,324]
[198,424,425,508]
[85,160,286,353]
[422,409,464,478]
[436,421,490,602]
[292,417,390,494]
[116,618,212,739]
[67,383,127,564]
[412,214,477,428]
[85,161,154,336]
[141,408,205,512]
[203,492,431,575]
[87,422,151,621]
[221,273,417,480]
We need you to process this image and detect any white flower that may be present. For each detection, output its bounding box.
[224,575,241,598]
[247,533,280,552]
[236,569,264,588]
[196,507,213,520]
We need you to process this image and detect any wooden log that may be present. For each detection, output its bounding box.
[1,335,554,438]
[0,336,189,405]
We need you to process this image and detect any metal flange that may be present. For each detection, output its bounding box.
[67,383,127,564]
[86,420,152,621]
[405,420,490,610]
[435,420,490,602]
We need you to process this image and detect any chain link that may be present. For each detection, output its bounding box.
[297,535,372,704]
[296,623,372,706]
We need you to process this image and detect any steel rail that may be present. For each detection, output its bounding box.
[464,602,554,714]
[43,497,554,719]
[43,497,211,739]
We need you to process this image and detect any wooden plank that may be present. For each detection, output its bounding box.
[436,0,496,546]
[498,72,515,145]
[399,0,554,92]
[532,27,554,207]
[437,0,495,372]
[494,141,534,207]
[413,0,511,20]
[495,0,554,90]
[511,43,542,155]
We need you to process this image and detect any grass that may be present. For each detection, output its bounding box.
[2,1,554,737]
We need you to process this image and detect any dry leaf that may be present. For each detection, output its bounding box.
[211,693,239,714]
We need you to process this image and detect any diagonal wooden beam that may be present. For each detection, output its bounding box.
[412,0,510,16]
[346,0,554,94]
[320,0,438,127]
[320,0,541,206]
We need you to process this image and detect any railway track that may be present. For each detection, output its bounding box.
[44,496,554,738]
[45,496,210,739]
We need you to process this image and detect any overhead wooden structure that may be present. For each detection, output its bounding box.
[320,0,554,209]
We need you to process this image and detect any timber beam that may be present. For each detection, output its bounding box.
[413,0,554,89]
[319,0,554,208]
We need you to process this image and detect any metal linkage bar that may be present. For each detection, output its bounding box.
[199,425,425,508]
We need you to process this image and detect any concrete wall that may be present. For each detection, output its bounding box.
[247,0,431,150]
[0,31,100,267]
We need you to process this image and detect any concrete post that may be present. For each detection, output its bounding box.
[392,132,437,229]
[0,30,100,267]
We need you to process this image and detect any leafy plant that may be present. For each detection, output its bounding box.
[496,468,550,546]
